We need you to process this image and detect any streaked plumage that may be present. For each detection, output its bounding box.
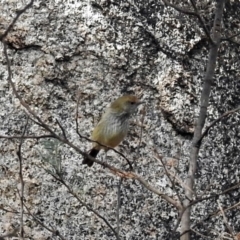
[82,95,142,167]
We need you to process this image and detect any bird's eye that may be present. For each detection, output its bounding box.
[129,101,135,105]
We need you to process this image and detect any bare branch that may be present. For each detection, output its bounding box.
[135,105,146,166]
[162,0,213,43]
[16,117,29,238]
[190,228,211,239]
[153,149,183,206]
[162,0,197,16]
[3,43,65,142]
[130,172,182,210]
[45,169,120,240]
[198,106,240,145]
[0,134,55,139]
[181,1,225,239]
[189,0,213,44]
[56,119,67,140]
[116,178,122,238]
[0,203,66,240]
[217,200,236,240]
[0,0,35,41]
[222,32,240,41]
[226,39,240,46]
[24,203,67,240]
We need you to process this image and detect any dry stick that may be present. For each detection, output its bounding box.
[190,228,211,239]
[56,119,67,140]
[0,134,55,139]
[189,0,212,44]
[0,202,66,240]
[180,182,240,237]
[226,38,240,46]
[153,149,183,207]
[47,170,120,240]
[23,203,67,240]
[17,117,29,238]
[198,106,240,145]
[136,105,145,157]
[162,0,213,44]
[181,1,225,239]
[65,133,182,210]
[116,178,123,238]
[217,200,236,240]
[0,0,34,41]
[222,31,240,41]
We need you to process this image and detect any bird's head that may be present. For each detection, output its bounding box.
[110,95,143,115]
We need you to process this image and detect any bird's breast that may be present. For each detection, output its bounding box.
[92,113,129,149]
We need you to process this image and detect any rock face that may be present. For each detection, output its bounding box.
[0,1,240,239]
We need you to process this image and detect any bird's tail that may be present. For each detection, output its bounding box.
[82,148,100,167]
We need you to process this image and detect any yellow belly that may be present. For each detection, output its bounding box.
[91,121,127,150]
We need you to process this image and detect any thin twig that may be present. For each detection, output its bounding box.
[190,228,212,239]
[0,134,55,139]
[23,203,67,240]
[162,0,197,16]
[16,117,29,238]
[153,154,196,197]
[3,41,120,239]
[56,119,67,140]
[180,183,240,237]
[0,0,35,41]
[116,178,122,238]
[45,169,120,240]
[0,202,66,240]
[181,1,225,238]
[189,0,213,44]
[3,43,65,144]
[198,106,240,145]
[217,200,236,240]
[153,149,183,206]
[222,32,240,41]
[162,0,213,44]
[137,105,145,154]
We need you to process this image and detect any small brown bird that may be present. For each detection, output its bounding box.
[82,95,142,167]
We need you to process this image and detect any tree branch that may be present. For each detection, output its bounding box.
[217,200,235,239]
[0,0,35,41]
[162,0,213,43]
[222,31,240,41]
[162,0,197,16]
[16,117,29,238]
[198,106,240,145]
[0,134,55,139]
[45,169,120,240]
[24,203,67,240]
[181,1,225,239]
[189,0,213,44]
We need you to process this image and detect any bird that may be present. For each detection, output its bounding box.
[82,95,143,167]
